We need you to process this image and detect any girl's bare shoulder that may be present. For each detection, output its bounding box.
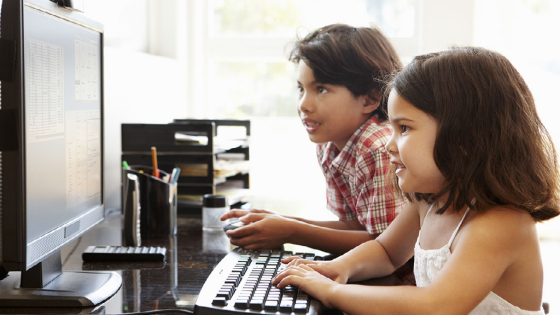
[465,205,537,244]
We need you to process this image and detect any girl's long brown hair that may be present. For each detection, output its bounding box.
[389,47,560,221]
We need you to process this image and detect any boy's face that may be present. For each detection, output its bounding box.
[385,90,445,193]
[297,61,376,151]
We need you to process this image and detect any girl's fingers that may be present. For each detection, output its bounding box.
[274,266,306,288]
[282,256,302,264]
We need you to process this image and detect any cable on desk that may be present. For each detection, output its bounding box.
[113,310,194,315]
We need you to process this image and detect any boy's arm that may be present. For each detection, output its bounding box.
[224,210,378,255]
[222,208,364,230]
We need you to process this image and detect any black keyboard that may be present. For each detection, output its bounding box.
[194,247,323,315]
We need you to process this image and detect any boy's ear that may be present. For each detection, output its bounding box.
[362,93,380,114]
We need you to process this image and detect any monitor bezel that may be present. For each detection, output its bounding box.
[0,0,105,272]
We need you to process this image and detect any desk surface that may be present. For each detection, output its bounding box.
[0,212,233,314]
[0,212,401,315]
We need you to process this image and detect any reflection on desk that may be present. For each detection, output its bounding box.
[0,212,233,314]
[0,212,399,315]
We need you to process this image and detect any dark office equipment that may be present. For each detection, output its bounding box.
[122,166,177,240]
[194,247,323,315]
[223,220,245,232]
[82,245,167,262]
[0,0,121,307]
[0,38,16,81]
[50,0,84,12]
[123,173,142,246]
[121,119,251,215]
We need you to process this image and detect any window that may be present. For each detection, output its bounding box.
[183,0,425,218]
[86,0,560,223]
[199,0,420,119]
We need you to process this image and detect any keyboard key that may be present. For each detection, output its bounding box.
[264,300,278,311]
[279,300,294,312]
[212,297,227,306]
[234,299,249,309]
[282,251,293,258]
[249,299,264,310]
[294,303,308,313]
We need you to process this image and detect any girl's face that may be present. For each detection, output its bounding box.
[386,90,445,193]
[296,61,376,150]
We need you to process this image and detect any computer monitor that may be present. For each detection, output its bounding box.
[0,0,121,307]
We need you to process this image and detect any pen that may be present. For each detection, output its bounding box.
[170,167,181,184]
[122,160,130,170]
[151,146,160,178]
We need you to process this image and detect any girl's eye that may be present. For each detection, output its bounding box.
[317,86,328,94]
[297,86,304,94]
[400,125,410,133]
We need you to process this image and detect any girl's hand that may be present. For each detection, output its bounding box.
[272,263,341,308]
[280,256,349,284]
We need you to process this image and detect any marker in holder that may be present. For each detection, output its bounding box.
[121,165,178,242]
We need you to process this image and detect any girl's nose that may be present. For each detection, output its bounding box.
[385,131,398,156]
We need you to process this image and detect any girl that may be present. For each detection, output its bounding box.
[272,46,560,314]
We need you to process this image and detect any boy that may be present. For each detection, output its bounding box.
[221,24,411,282]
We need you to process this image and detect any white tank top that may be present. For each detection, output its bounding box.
[414,204,545,315]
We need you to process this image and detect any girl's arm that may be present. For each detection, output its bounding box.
[276,207,541,315]
[275,200,420,284]
[327,199,420,281]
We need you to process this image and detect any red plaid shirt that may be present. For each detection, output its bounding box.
[317,115,403,235]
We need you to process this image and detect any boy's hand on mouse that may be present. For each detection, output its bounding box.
[272,262,340,309]
[225,210,296,249]
[220,209,250,221]
[220,208,275,221]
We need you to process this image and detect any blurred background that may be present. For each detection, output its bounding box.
[84,0,559,309]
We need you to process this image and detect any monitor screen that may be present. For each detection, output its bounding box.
[24,0,102,251]
[0,0,120,307]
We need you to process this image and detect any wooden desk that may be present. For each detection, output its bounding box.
[0,212,231,314]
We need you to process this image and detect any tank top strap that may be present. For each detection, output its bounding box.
[447,207,471,247]
[422,203,436,226]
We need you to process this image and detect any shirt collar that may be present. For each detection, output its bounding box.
[320,115,381,169]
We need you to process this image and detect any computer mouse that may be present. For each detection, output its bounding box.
[223,220,245,232]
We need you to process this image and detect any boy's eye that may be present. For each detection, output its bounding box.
[317,86,328,94]
[400,125,410,133]
[297,86,303,94]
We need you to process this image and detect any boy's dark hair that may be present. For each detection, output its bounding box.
[389,46,560,221]
[289,24,402,119]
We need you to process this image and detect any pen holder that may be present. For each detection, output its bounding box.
[122,165,177,240]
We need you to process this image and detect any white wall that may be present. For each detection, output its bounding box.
[103,47,187,210]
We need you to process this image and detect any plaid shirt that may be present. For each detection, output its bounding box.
[317,115,403,235]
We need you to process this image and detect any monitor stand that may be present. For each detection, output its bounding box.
[0,251,122,307]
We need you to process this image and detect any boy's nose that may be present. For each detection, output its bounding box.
[298,93,313,113]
